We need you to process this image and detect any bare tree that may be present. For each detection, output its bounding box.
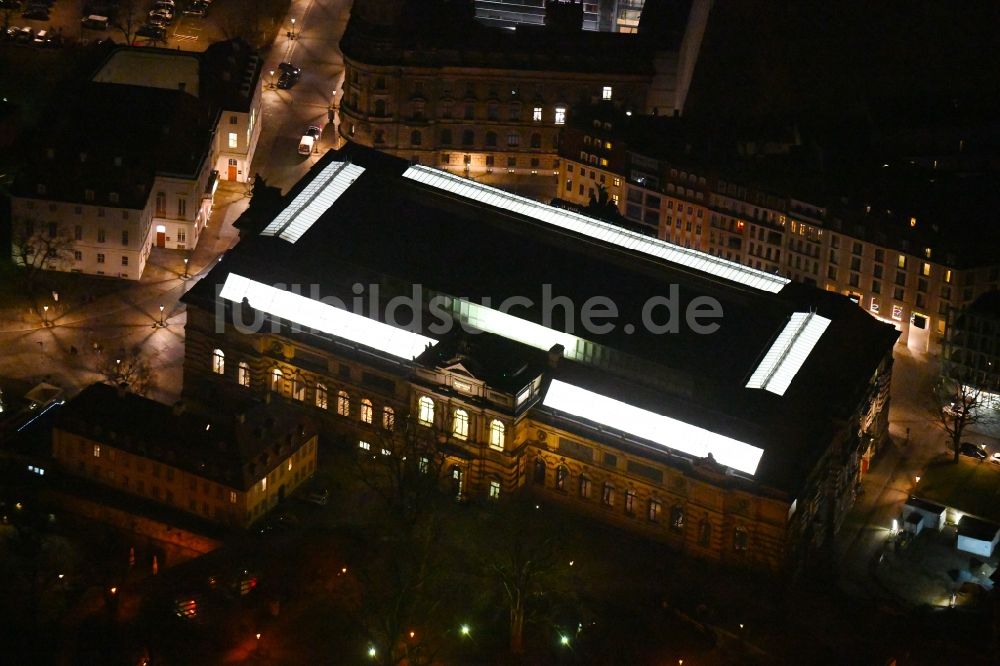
[113,0,144,45]
[347,415,455,665]
[11,217,75,293]
[937,376,982,463]
[96,345,156,396]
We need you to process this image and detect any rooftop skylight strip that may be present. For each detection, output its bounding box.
[745,312,831,396]
[543,379,764,475]
[261,161,365,243]
[404,166,789,293]
[449,298,591,361]
[219,272,435,360]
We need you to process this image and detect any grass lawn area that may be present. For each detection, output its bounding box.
[916,456,1000,523]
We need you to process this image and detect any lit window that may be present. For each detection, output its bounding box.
[489,480,501,500]
[922,262,930,276]
[229,491,237,504]
[261,477,267,492]
[944,269,952,283]
[613,177,621,187]
[897,255,906,269]
[892,304,903,321]
[419,456,429,474]
[360,398,373,424]
[417,396,434,425]
[488,419,505,450]
[452,409,469,440]
[238,361,250,388]
[601,483,614,506]
[337,390,350,417]
[292,375,306,401]
[358,440,371,451]
[870,298,880,314]
[382,406,395,430]
[93,444,101,458]
[734,527,749,551]
[648,499,661,522]
[316,383,328,409]
[211,349,225,374]
[579,476,591,499]
[380,448,391,456]
[670,505,684,532]
[532,106,542,122]
[228,133,238,149]
[451,466,464,499]
[270,368,283,392]
[602,85,612,100]
[625,489,636,515]
[556,465,568,490]
[554,107,566,125]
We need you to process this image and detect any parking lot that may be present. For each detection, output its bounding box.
[1,0,231,50]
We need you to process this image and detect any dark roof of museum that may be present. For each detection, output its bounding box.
[186,146,898,496]
[55,383,315,491]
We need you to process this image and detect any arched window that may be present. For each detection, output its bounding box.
[292,374,306,401]
[337,390,350,417]
[410,130,422,146]
[360,398,373,424]
[237,361,250,388]
[485,131,497,147]
[269,368,283,392]
[601,483,614,506]
[452,409,469,440]
[670,505,684,532]
[698,518,712,547]
[578,476,591,499]
[462,129,474,146]
[555,465,568,490]
[382,406,395,431]
[316,383,328,410]
[488,419,505,450]
[417,396,434,425]
[530,132,541,149]
[506,131,520,147]
[533,458,546,484]
[374,99,386,116]
[211,349,224,375]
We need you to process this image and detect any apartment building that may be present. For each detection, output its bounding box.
[9,40,262,279]
[52,383,317,528]
[942,291,1000,409]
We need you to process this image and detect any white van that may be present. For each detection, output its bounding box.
[298,125,321,155]
[81,15,110,30]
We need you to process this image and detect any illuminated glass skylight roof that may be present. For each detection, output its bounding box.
[219,273,435,360]
[745,312,831,396]
[261,161,365,243]
[403,165,790,293]
[543,379,764,475]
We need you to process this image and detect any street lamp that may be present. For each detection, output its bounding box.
[460,624,470,637]
[289,18,296,40]
[269,69,276,89]
[159,305,165,326]
[42,305,49,326]
[182,257,189,279]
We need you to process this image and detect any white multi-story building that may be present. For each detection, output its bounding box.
[10,40,262,279]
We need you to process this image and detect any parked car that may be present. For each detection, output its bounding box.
[960,442,987,460]
[148,8,174,24]
[13,26,33,42]
[183,1,208,17]
[277,62,301,89]
[136,23,166,40]
[297,125,322,155]
[20,7,48,19]
[81,14,110,30]
[0,0,22,10]
[303,487,329,506]
[990,452,1000,465]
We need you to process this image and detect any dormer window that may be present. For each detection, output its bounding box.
[84,189,95,202]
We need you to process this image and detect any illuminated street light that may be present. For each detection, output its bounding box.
[891,518,898,534]
[289,18,297,40]
[460,624,470,636]
[559,634,570,646]
[269,69,276,89]
[42,305,50,326]
[110,586,117,595]
[367,646,376,658]
[182,257,190,279]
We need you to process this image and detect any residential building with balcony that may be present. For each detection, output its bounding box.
[180,146,897,572]
[942,291,1000,409]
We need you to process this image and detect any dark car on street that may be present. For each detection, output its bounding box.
[960,441,987,460]
[20,7,48,20]
[277,62,301,89]
[137,23,167,40]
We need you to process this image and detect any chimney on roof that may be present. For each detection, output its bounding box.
[547,344,564,369]
[172,400,186,416]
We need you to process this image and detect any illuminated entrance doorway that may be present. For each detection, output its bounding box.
[908,313,930,353]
